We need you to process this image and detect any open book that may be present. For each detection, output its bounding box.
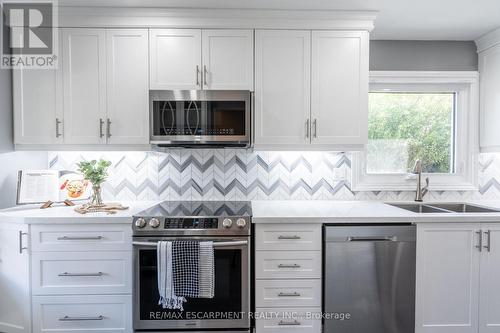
[17,170,91,204]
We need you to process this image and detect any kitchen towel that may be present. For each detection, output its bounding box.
[157,240,215,311]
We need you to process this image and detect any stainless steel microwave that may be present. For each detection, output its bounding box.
[150,90,251,147]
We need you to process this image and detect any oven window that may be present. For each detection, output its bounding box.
[138,248,243,320]
[152,100,246,136]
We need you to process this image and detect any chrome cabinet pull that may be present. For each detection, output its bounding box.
[99,118,105,138]
[57,236,103,241]
[106,118,112,138]
[55,118,62,138]
[278,235,301,240]
[278,264,301,268]
[278,320,301,326]
[19,231,28,254]
[313,119,317,138]
[59,315,104,321]
[203,65,208,86]
[476,230,483,252]
[196,65,200,86]
[484,230,491,252]
[305,119,310,138]
[58,272,104,277]
[278,292,301,297]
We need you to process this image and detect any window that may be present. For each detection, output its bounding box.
[352,71,479,191]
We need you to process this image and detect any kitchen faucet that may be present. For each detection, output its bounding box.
[412,159,429,202]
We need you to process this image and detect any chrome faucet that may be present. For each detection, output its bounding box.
[412,159,429,202]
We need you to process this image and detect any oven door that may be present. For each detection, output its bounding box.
[150,90,251,146]
[133,238,250,331]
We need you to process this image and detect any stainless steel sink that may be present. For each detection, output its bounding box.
[388,202,500,213]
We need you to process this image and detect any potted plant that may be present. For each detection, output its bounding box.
[77,159,112,207]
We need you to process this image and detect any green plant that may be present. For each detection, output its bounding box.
[77,159,112,186]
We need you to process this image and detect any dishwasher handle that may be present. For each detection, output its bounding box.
[347,236,396,242]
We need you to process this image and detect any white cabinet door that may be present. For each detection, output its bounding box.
[479,225,500,333]
[202,29,254,90]
[62,29,106,144]
[311,31,368,147]
[415,224,480,333]
[13,28,63,145]
[0,223,30,333]
[149,29,201,90]
[106,29,149,144]
[479,44,500,151]
[254,30,311,146]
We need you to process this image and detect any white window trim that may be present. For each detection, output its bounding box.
[351,71,479,191]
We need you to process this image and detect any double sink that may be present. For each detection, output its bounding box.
[389,203,500,214]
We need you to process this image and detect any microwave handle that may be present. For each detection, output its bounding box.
[132,240,248,247]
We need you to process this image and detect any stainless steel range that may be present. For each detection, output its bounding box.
[132,201,251,333]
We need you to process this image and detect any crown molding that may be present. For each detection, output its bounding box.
[58,6,377,30]
[476,26,500,53]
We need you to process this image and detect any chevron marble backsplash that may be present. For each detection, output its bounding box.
[48,151,500,202]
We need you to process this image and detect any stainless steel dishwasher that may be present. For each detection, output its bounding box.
[324,225,416,333]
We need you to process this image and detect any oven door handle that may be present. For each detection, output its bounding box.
[132,240,248,247]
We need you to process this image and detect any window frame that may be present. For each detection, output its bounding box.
[351,71,479,191]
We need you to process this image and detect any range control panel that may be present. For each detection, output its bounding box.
[164,218,218,229]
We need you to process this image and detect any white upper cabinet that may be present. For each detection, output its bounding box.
[106,29,149,144]
[202,29,254,90]
[62,28,107,144]
[13,28,62,145]
[149,29,202,90]
[311,31,368,147]
[478,42,500,152]
[254,30,311,146]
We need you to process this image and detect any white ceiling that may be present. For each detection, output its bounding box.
[59,0,500,40]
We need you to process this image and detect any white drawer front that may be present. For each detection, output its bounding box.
[255,308,322,333]
[32,295,132,333]
[32,252,132,295]
[255,224,321,251]
[255,251,321,279]
[31,224,132,252]
[256,280,321,308]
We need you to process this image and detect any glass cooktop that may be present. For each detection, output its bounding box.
[135,201,252,218]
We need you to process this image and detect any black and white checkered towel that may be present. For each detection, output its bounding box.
[157,241,214,311]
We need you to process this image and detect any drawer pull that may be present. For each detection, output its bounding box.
[58,272,104,277]
[278,235,301,240]
[278,320,301,326]
[278,264,301,269]
[57,236,104,241]
[59,315,104,321]
[278,292,301,297]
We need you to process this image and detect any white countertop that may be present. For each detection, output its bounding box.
[2,200,500,224]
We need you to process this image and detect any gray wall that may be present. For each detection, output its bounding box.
[370,40,478,71]
[0,68,47,209]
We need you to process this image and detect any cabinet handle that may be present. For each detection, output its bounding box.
[59,315,104,321]
[99,118,105,138]
[196,65,200,86]
[203,65,208,86]
[278,292,301,297]
[278,235,301,240]
[476,230,483,252]
[57,236,103,241]
[278,264,301,268]
[58,272,104,277]
[278,320,301,326]
[55,118,62,138]
[305,119,310,138]
[313,119,318,138]
[106,118,112,138]
[19,231,28,254]
[484,230,491,252]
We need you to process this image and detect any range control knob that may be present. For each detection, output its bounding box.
[135,218,146,228]
[222,218,233,228]
[236,218,247,228]
[149,218,160,228]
